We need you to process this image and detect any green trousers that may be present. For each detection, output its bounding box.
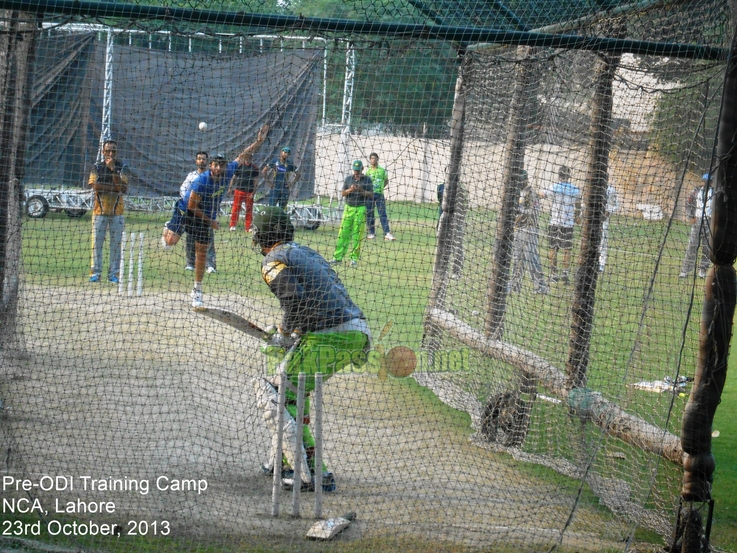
[266,331,369,450]
[333,205,366,262]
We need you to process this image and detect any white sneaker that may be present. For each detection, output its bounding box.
[191,288,203,308]
[230,226,236,232]
[367,234,376,240]
[384,232,396,241]
[206,266,216,274]
[698,268,707,278]
[350,260,358,267]
[185,265,194,271]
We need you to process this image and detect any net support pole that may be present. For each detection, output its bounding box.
[484,46,536,339]
[0,11,36,350]
[423,48,467,356]
[676,22,737,553]
[98,27,113,157]
[566,26,623,392]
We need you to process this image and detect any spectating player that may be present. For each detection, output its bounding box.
[227,152,261,233]
[541,165,581,284]
[263,146,300,210]
[599,181,619,273]
[365,152,396,241]
[187,124,268,307]
[679,173,713,279]
[331,160,374,267]
[509,170,548,294]
[88,139,130,283]
[250,206,371,491]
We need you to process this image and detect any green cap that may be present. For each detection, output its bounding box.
[252,205,291,233]
[352,160,363,171]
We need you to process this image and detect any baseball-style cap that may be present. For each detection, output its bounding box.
[352,160,363,171]
[212,153,227,163]
[281,147,291,154]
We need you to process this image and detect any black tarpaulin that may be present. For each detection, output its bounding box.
[26,32,321,199]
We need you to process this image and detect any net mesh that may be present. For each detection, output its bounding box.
[0,1,733,552]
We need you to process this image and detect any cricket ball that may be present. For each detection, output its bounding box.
[198,121,208,131]
[385,346,417,378]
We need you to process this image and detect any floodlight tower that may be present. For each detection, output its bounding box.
[337,42,355,184]
[341,43,355,132]
[98,27,113,161]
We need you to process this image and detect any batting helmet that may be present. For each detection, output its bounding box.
[252,206,294,252]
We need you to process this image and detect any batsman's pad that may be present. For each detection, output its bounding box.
[252,378,311,484]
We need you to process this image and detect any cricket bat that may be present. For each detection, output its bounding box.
[306,512,356,540]
[193,306,270,341]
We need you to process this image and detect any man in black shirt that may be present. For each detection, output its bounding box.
[228,152,261,232]
[330,160,374,267]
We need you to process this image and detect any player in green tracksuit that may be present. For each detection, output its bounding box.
[251,206,372,491]
[331,160,374,267]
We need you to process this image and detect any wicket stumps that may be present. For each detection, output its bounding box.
[270,370,324,518]
[119,231,144,296]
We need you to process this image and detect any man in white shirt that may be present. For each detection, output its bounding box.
[679,173,713,279]
[541,166,581,284]
[599,182,619,273]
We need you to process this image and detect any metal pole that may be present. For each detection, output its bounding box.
[322,46,328,128]
[99,27,113,160]
[341,43,354,131]
[118,231,126,295]
[136,232,144,296]
[272,369,287,517]
[313,373,323,518]
[292,373,306,517]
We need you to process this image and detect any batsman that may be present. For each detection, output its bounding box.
[251,206,372,491]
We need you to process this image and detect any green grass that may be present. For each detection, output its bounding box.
[15,204,737,551]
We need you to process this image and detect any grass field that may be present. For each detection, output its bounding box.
[11,202,737,552]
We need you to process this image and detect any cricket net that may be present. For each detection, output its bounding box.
[0,1,734,552]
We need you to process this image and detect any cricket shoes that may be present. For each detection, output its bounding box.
[384,233,396,241]
[698,268,707,278]
[261,463,294,479]
[89,274,100,283]
[350,260,358,267]
[283,472,336,493]
[108,275,119,284]
[367,234,376,240]
[206,266,216,274]
[230,226,236,232]
[678,272,689,279]
[185,265,195,271]
[329,259,341,266]
[191,288,203,308]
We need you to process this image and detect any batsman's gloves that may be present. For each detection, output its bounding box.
[267,330,295,350]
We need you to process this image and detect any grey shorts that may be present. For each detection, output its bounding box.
[548,225,573,250]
